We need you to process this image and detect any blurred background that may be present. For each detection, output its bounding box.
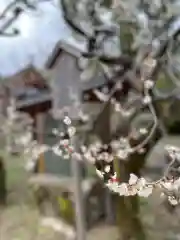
[2,0,180,240]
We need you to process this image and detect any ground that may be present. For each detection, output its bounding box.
[0,204,61,240]
[2,192,180,240]
[0,204,118,240]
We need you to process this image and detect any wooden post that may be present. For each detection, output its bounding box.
[36,113,45,173]
[71,135,86,240]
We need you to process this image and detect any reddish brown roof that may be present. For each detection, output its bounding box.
[0,65,52,110]
[4,64,49,91]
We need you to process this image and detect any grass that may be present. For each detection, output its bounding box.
[2,152,26,189]
[0,148,32,206]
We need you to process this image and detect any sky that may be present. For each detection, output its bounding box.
[0,0,74,77]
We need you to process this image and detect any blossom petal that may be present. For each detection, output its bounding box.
[129,173,138,185]
[138,186,153,197]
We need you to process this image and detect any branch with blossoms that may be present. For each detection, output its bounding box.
[3,76,180,208]
[106,171,180,206]
[3,2,180,207]
[45,55,180,207]
[105,144,180,205]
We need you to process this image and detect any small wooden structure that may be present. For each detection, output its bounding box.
[24,41,113,228]
[3,65,51,115]
[1,65,52,171]
[45,41,110,119]
[43,40,115,226]
[2,65,52,139]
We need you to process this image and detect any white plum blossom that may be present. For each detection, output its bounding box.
[114,103,121,112]
[107,182,120,193]
[139,128,148,135]
[52,145,63,156]
[144,80,154,89]
[80,145,87,153]
[137,186,153,197]
[60,132,65,137]
[168,196,178,206]
[143,95,152,105]
[143,57,157,71]
[105,165,111,173]
[116,149,129,159]
[162,181,174,191]
[23,143,50,172]
[52,128,59,136]
[128,186,138,196]
[129,173,138,185]
[136,177,146,188]
[60,139,69,146]
[118,183,130,196]
[67,126,76,137]
[63,116,72,125]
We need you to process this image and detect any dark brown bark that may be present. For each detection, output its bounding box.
[0,157,7,206]
[94,101,147,239]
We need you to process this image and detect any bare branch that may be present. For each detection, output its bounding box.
[60,0,90,37]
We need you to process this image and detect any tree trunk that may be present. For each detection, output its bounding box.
[114,158,133,239]
[94,102,114,223]
[114,128,161,240]
[0,157,7,206]
[113,151,147,239]
[94,103,150,239]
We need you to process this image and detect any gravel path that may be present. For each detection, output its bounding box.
[2,191,180,240]
[0,203,118,240]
